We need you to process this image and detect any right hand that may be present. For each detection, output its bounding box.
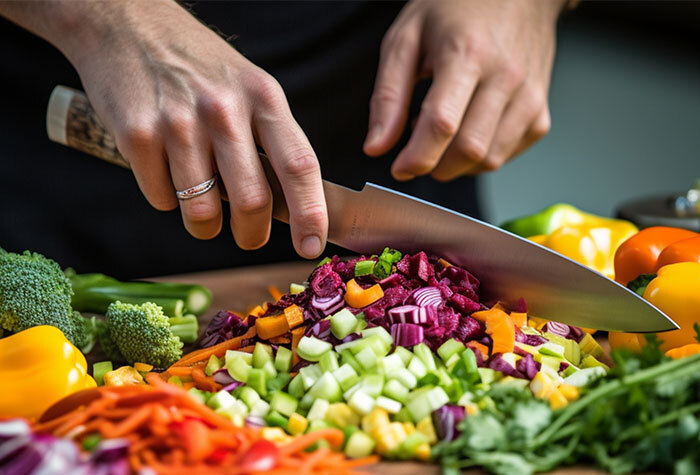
[60,1,327,258]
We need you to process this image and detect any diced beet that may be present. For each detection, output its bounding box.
[453,316,484,342]
[331,256,357,281]
[437,305,460,336]
[396,252,434,282]
[310,263,343,297]
[428,276,454,299]
[449,293,481,315]
[449,285,479,302]
[378,273,404,288]
[439,265,480,291]
[396,254,412,276]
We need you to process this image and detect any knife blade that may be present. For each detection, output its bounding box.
[47,85,677,332]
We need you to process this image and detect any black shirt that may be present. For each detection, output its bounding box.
[0,1,481,279]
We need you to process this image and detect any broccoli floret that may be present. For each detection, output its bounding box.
[95,319,125,362]
[103,301,186,367]
[0,250,95,350]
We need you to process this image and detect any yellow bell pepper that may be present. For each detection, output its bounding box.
[609,262,700,353]
[0,325,95,419]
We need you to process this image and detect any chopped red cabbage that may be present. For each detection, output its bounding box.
[432,405,466,442]
[305,319,332,340]
[516,353,540,379]
[310,263,343,297]
[200,310,250,348]
[525,334,547,346]
[213,367,236,385]
[489,355,526,379]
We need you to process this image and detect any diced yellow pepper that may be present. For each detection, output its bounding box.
[287,412,309,435]
[530,371,555,399]
[558,383,579,401]
[415,442,432,461]
[262,427,292,443]
[361,407,390,434]
[465,402,480,416]
[103,366,144,387]
[133,362,154,373]
[230,414,245,428]
[372,422,407,455]
[548,388,569,410]
[528,316,549,330]
[402,422,416,435]
[416,417,438,445]
[326,403,360,427]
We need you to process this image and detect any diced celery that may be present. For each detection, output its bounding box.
[356,346,379,371]
[393,346,414,366]
[580,354,610,370]
[226,357,251,383]
[362,374,385,397]
[376,395,402,414]
[319,351,340,373]
[406,387,449,422]
[389,368,418,389]
[299,364,323,390]
[418,372,440,387]
[308,372,343,402]
[215,399,249,421]
[261,360,277,379]
[331,309,359,340]
[307,398,330,421]
[362,326,394,347]
[445,353,461,371]
[340,349,363,374]
[343,381,363,401]
[187,387,206,405]
[247,368,267,397]
[332,363,360,391]
[413,343,437,371]
[93,361,113,386]
[225,350,253,366]
[204,355,222,376]
[264,410,289,430]
[249,399,271,418]
[562,364,580,377]
[299,393,315,410]
[253,342,274,368]
[437,338,466,362]
[348,335,390,357]
[288,373,305,398]
[537,354,563,371]
[407,356,428,379]
[354,259,376,276]
[344,430,376,459]
[379,353,405,374]
[436,367,452,387]
[348,390,375,415]
[563,366,606,387]
[395,431,428,460]
[238,386,262,409]
[477,368,497,384]
[539,342,566,358]
[289,282,306,294]
[297,336,333,362]
[564,339,581,366]
[274,346,294,373]
[207,390,236,410]
[354,318,368,333]
[383,379,409,403]
[270,391,298,417]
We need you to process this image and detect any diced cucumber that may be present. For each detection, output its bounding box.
[299,364,323,390]
[270,391,298,417]
[266,372,291,394]
[299,393,315,410]
[308,372,343,402]
[395,431,428,459]
[226,357,251,383]
[288,373,305,399]
[563,366,607,387]
[307,398,330,421]
[247,368,267,397]
[207,390,237,410]
[406,386,449,422]
[274,346,294,372]
[93,361,113,386]
[538,355,563,371]
[297,336,333,362]
[383,379,409,403]
[330,309,359,340]
[264,410,289,430]
[187,387,206,404]
[379,353,405,374]
[238,386,261,409]
[319,351,340,373]
[340,349,363,374]
[344,430,376,459]
[394,346,414,366]
[204,355,222,376]
[348,390,375,415]
[362,374,385,397]
[477,368,498,384]
[290,282,306,294]
[356,346,378,371]
[225,350,253,366]
[343,381,363,401]
[253,342,274,368]
[261,360,277,380]
[249,399,271,418]
[437,338,466,362]
[413,343,437,371]
[376,395,402,414]
[215,399,249,420]
[333,363,360,391]
[389,368,418,389]
[361,326,394,347]
[350,335,390,357]
[539,341,566,358]
[408,355,428,379]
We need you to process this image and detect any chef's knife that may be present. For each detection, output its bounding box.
[46,85,677,332]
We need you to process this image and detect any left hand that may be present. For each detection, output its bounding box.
[364,0,564,181]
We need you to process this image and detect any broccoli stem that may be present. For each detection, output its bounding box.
[68,273,211,316]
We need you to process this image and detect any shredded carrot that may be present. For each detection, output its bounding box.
[167,366,194,377]
[269,285,284,302]
[191,367,221,393]
[170,327,257,368]
[270,334,292,345]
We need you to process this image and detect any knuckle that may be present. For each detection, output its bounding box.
[457,136,488,162]
[423,106,460,138]
[295,203,327,229]
[199,93,237,125]
[236,187,272,216]
[498,63,526,90]
[119,118,157,151]
[163,109,196,141]
[281,149,319,179]
[185,200,220,224]
[370,86,401,108]
[532,113,551,139]
[250,72,285,109]
[482,156,504,172]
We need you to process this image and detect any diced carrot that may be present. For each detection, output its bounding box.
[437,258,452,268]
[256,314,291,340]
[485,309,515,354]
[284,304,305,329]
[344,279,384,308]
[665,343,700,359]
[269,334,292,345]
[269,285,284,302]
[248,305,265,317]
[509,312,527,328]
[291,326,306,366]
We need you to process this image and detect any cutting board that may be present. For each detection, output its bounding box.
[148,261,602,474]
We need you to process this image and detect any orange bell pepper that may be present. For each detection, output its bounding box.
[655,236,700,271]
[344,279,384,308]
[613,226,697,285]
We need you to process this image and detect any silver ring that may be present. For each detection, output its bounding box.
[175,176,217,200]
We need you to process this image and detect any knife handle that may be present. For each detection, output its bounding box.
[46,85,290,222]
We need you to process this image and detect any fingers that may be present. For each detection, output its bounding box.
[163,110,223,240]
[201,96,273,250]
[389,55,479,181]
[250,76,328,259]
[363,26,420,157]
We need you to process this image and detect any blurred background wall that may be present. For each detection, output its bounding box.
[479,1,700,224]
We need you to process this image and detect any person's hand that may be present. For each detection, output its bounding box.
[364,0,564,181]
[57,1,328,257]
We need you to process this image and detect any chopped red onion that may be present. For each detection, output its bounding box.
[390,323,424,347]
[387,305,421,324]
[213,368,235,385]
[411,287,443,308]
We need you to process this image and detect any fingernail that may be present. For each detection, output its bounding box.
[301,235,322,258]
[365,124,383,147]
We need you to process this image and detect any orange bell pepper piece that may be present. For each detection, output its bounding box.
[255,314,290,340]
[283,304,305,329]
[665,343,700,360]
[344,279,384,308]
[613,226,697,285]
[484,309,515,355]
[655,236,700,271]
[509,312,527,328]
